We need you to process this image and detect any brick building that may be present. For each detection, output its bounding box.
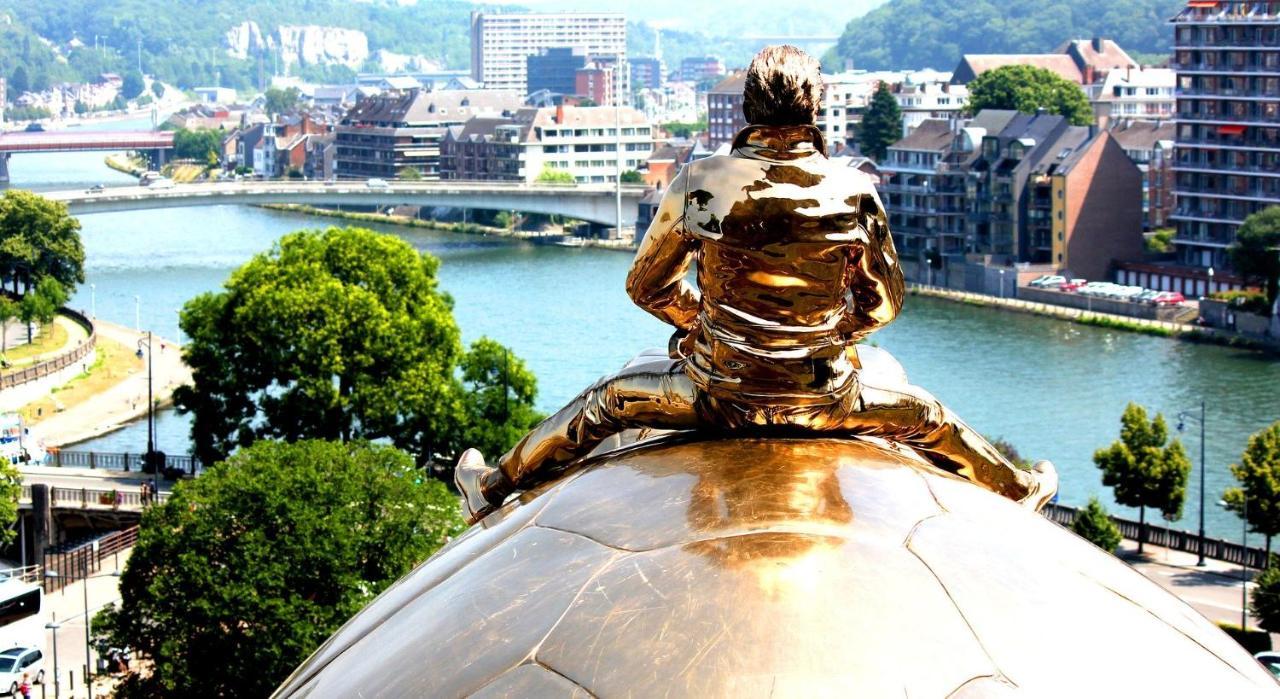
[706,72,747,149]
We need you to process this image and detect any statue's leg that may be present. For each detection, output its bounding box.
[835,381,1057,510]
[461,359,699,522]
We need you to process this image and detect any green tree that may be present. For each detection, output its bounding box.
[620,170,644,184]
[0,190,86,296]
[661,120,707,138]
[264,86,302,116]
[151,81,165,98]
[172,127,223,162]
[459,337,543,461]
[857,81,903,162]
[122,70,146,100]
[1252,555,1280,633]
[17,276,66,345]
[965,64,1094,126]
[92,440,464,698]
[1230,206,1280,312]
[8,66,29,95]
[0,461,18,544]
[174,226,535,467]
[1224,422,1280,555]
[397,166,422,181]
[73,100,88,115]
[535,165,575,184]
[1093,403,1191,553]
[1072,497,1123,554]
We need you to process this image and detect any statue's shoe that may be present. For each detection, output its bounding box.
[453,448,498,525]
[1023,459,1059,512]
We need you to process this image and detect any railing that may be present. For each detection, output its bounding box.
[46,449,202,474]
[0,306,96,389]
[43,526,139,592]
[0,564,43,585]
[45,486,167,510]
[1044,502,1270,569]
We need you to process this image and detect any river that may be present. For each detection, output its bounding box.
[6,119,1280,543]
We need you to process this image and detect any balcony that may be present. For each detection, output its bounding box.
[1171,61,1280,75]
[1172,8,1280,25]
[1177,87,1280,99]
[1173,187,1280,202]
[1171,208,1247,225]
[1176,111,1280,126]
[1174,157,1280,176]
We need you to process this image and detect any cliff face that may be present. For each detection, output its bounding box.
[224,21,369,70]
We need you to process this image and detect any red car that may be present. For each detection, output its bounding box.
[1151,291,1185,306]
[1059,279,1088,292]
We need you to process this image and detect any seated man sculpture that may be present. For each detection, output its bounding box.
[456,45,1057,523]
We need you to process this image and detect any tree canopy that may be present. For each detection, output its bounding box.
[18,276,67,344]
[1093,402,1191,552]
[0,190,85,296]
[1252,555,1280,634]
[174,226,539,468]
[121,70,145,99]
[535,165,575,184]
[1230,206,1280,312]
[459,337,543,460]
[172,127,223,162]
[965,64,1094,126]
[0,461,20,546]
[828,0,1182,72]
[264,86,302,116]
[1224,422,1280,554]
[1072,497,1122,554]
[858,81,903,162]
[93,439,464,698]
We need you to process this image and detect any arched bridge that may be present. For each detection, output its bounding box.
[0,130,174,182]
[45,181,650,228]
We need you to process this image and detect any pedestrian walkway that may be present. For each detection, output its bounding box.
[41,547,131,699]
[27,319,190,448]
[1,316,89,370]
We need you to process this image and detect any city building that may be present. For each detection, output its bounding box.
[575,63,615,106]
[895,80,969,132]
[527,48,589,96]
[1110,119,1176,229]
[1089,67,1176,126]
[1170,0,1280,271]
[334,89,522,180]
[680,56,726,84]
[878,110,1143,283]
[438,104,652,184]
[707,72,747,149]
[630,57,665,90]
[469,11,628,100]
[950,37,1139,86]
[193,87,237,105]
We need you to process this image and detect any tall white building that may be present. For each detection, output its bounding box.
[469,11,629,102]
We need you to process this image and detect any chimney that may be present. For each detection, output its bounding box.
[1092,36,1104,53]
[555,103,564,124]
[1083,65,1095,85]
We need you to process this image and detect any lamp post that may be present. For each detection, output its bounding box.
[136,331,156,489]
[133,295,140,332]
[46,568,120,697]
[1207,266,1215,298]
[1177,401,1208,566]
[1218,496,1250,632]
[44,620,61,698]
[998,268,1005,299]
[89,284,95,319]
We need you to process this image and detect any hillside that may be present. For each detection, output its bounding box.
[829,0,1183,71]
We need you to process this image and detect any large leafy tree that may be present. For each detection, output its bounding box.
[1252,555,1280,633]
[17,276,66,344]
[857,81,902,162]
[1072,497,1122,554]
[1224,422,1280,555]
[121,70,145,99]
[1230,206,1280,312]
[93,440,465,698]
[172,127,224,162]
[0,190,85,296]
[460,337,543,461]
[264,86,302,116]
[174,226,537,467]
[1093,402,1191,553]
[965,64,1094,126]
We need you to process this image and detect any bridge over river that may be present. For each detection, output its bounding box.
[45,180,650,228]
[0,130,174,182]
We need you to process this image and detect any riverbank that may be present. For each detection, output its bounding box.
[105,154,145,177]
[262,203,640,252]
[908,284,1275,354]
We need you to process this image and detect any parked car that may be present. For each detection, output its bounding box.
[1078,282,1120,297]
[1059,279,1088,292]
[365,178,389,189]
[1150,291,1186,306]
[1028,275,1067,289]
[145,177,175,189]
[1135,289,1162,304]
[85,184,105,194]
[22,123,43,132]
[1107,285,1146,302]
[0,646,44,695]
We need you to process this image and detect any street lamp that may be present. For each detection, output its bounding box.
[1177,401,1208,566]
[44,620,61,699]
[1218,496,1250,632]
[89,284,95,319]
[136,331,158,489]
[1207,266,1215,298]
[45,568,120,696]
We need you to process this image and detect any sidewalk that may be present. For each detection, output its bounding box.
[28,319,191,448]
[41,548,132,699]
[1117,537,1268,635]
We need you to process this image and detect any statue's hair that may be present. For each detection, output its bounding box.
[742,45,823,126]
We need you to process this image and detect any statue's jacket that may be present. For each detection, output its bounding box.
[627,124,906,407]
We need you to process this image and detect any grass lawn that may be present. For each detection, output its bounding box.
[1,320,69,367]
[20,335,141,425]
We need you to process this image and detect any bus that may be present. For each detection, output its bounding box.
[0,576,42,651]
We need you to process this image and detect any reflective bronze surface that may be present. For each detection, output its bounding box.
[457,123,1052,521]
[276,437,1276,698]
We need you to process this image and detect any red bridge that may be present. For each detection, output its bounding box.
[0,130,174,182]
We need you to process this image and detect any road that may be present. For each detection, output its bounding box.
[1120,539,1265,633]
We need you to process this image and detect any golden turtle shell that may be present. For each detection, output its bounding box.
[274,437,1277,697]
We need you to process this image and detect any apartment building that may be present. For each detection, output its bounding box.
[896,80,969,132]
[630,57,665,90]
[1171,0,1280,270]
[1110,119,1176,229]
[469,11,628,101]
[334,89,522,180]
[439,104,652,184]
[878,110,1142,282]
[951,38,1139,86]
[707,72,747,149]
[1089,67,1176,126]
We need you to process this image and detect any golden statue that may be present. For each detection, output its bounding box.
[455,45,1056,523]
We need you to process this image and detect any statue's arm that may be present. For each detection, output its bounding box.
[626,167,700,331]
[840,188,906,339]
